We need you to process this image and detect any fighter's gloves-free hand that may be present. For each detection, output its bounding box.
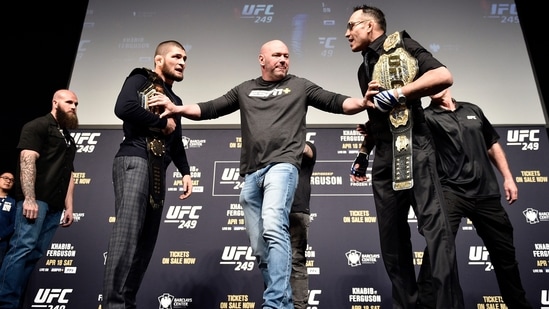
[373,89,399,112]
[351,152,369,177]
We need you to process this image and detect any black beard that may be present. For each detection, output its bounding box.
[163,68,183,82]
[56,108,79,129]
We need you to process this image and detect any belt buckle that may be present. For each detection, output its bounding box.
[390,106,413,191]
[148,138,165,157]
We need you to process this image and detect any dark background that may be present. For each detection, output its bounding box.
[2,0,546,174]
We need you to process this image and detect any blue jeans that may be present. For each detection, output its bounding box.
[0,200,62,309]
[240,163,298,309]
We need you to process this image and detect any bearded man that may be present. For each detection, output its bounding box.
[0,89,79,308]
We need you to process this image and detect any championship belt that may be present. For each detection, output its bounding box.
[372,32,418,191]
[137,68,166,208]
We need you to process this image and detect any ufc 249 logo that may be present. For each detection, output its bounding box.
[33,288,72,307]
[220,246,255,271]
[541,289,549,307]
[241,4,274,16]
[307,290,321,309]
[506,129,540,150]
[468,246,493,271]
[164,205,202,229]
[220,167,243,190]
[70,132,101,153]
[241,4,274,23]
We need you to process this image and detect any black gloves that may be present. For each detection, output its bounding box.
[350,152,369,177]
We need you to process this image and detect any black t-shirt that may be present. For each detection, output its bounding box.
[424,101,501,198]
[15,113,76,210]
[198,74,346,176]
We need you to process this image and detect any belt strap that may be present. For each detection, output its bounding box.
[147,137,165,208]
[389,105,413,190]
[135,67,168,208]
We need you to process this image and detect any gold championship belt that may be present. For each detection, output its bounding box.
[136,68,167,208]
[372,32,418,191]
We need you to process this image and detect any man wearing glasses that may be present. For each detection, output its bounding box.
[346,5,463,308]
[0,172,16,266]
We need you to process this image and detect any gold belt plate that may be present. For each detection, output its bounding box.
[149,138,165,157]
[372,47,418,90]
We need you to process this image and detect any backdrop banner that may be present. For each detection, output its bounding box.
[22,126,548,308]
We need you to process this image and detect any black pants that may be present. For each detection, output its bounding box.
[289,212,310,309]
[371,122,463,309]
[417,191,532,309]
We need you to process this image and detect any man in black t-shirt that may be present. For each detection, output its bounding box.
[417,87,533,309]
[0,89,79,308]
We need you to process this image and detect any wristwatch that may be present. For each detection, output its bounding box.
[397,87,406,104]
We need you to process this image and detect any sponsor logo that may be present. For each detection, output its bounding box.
[159,293,175,309]
[64,267,77,274]
[249,87,290,98]
[181,136,206,149]
[158,292,193,309]
[524,207,549,224]
[345,249,381,267]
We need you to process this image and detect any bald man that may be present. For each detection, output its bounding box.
[149,39,373,308]
[0,89,79,308]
